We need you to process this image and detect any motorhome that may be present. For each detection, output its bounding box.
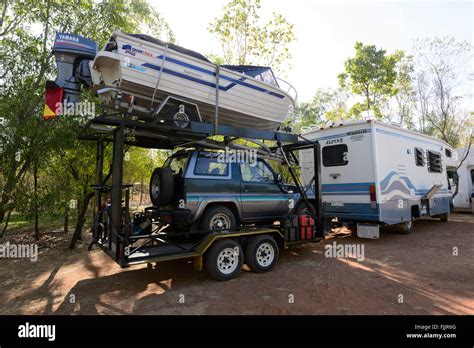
[300,120,453,235]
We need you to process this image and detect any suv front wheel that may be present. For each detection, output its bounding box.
[200,205,237,232]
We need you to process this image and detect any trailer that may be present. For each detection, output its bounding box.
[299,120,453,237]
[452,147,474,213]
[78,115,326,281]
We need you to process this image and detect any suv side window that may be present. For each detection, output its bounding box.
[241,161,274,183]
[194,153,228,176]
[164,154,189,175]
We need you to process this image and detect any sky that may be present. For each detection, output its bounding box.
[154,0,473,102]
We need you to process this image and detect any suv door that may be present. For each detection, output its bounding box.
[239,160,289,220]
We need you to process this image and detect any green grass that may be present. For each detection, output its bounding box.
[2,213,78,235]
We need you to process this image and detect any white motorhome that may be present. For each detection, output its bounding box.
[300,120,453,234]
[452,147,474,212]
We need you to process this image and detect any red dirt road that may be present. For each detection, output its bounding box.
[0,214,472,315]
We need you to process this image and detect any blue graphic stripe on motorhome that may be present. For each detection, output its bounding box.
[146,55,286,99]
[380,171,415,191]
[322,182,373,191]
[321,179,449,196]
[379,171,449,194]
[376,128,444,147]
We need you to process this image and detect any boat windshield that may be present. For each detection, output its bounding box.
[221,65,279,87]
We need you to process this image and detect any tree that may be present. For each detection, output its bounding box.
[338,42,400,118]
[208,0,295,72]
[391,51,416,128]
[0,0,174,244]
[412,36,473,147]
[293,88,350,132]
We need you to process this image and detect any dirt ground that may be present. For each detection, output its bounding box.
[0,213,472,315]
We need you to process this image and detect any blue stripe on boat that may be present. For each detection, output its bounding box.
[141,55,286,99]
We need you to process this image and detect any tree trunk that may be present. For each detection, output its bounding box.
[69,191,94,249]
[139,180,144,206]
[0,206,5,226]
[76,197,82,241]
[0,210,11,238]
[64,211,69,234]
[452,143,472,200]
[34,160,40,240]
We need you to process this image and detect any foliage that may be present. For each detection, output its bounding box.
[0,0,174,242]
[412,36,473,147]
[293,88,350,132]
[338,42,400,118]
[208,0,295,73]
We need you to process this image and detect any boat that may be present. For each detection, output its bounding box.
[88,31,296,131]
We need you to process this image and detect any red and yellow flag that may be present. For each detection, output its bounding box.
[43,82,63,120]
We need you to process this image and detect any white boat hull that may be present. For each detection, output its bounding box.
[90,32,294,131]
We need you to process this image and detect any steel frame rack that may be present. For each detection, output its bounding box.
[79,114,324,268]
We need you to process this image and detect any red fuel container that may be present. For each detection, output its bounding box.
[298,215,315,240]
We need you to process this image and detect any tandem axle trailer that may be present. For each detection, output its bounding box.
[79,115,326,280]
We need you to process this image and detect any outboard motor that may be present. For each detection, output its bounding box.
[44,33,97,119]
[52,32,97,102]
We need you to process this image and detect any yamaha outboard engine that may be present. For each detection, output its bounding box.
[50,32,97,103]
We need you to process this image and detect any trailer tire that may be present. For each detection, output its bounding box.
[245,235,279,273]
[205,239,243,281]
[397,219,414,234]
[149,167,174,207]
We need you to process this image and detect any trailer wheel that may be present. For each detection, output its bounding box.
[245,235,279,273]
[205,239,243,281]
[397,219,414,234]
[149,167,174,207]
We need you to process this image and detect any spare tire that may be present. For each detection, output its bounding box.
[149,167,174,207]
[165,104,197,128]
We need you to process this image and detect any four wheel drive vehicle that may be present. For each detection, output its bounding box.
[149,150,314,232]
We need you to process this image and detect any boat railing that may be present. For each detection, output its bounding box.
[276,77,298,103]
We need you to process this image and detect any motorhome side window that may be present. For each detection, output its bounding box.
[427,150,442,173]
[445,148,452,158]
[414,147,425,166]
[322,144,348,167]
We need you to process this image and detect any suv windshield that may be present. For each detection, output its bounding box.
[165,153,189,175]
